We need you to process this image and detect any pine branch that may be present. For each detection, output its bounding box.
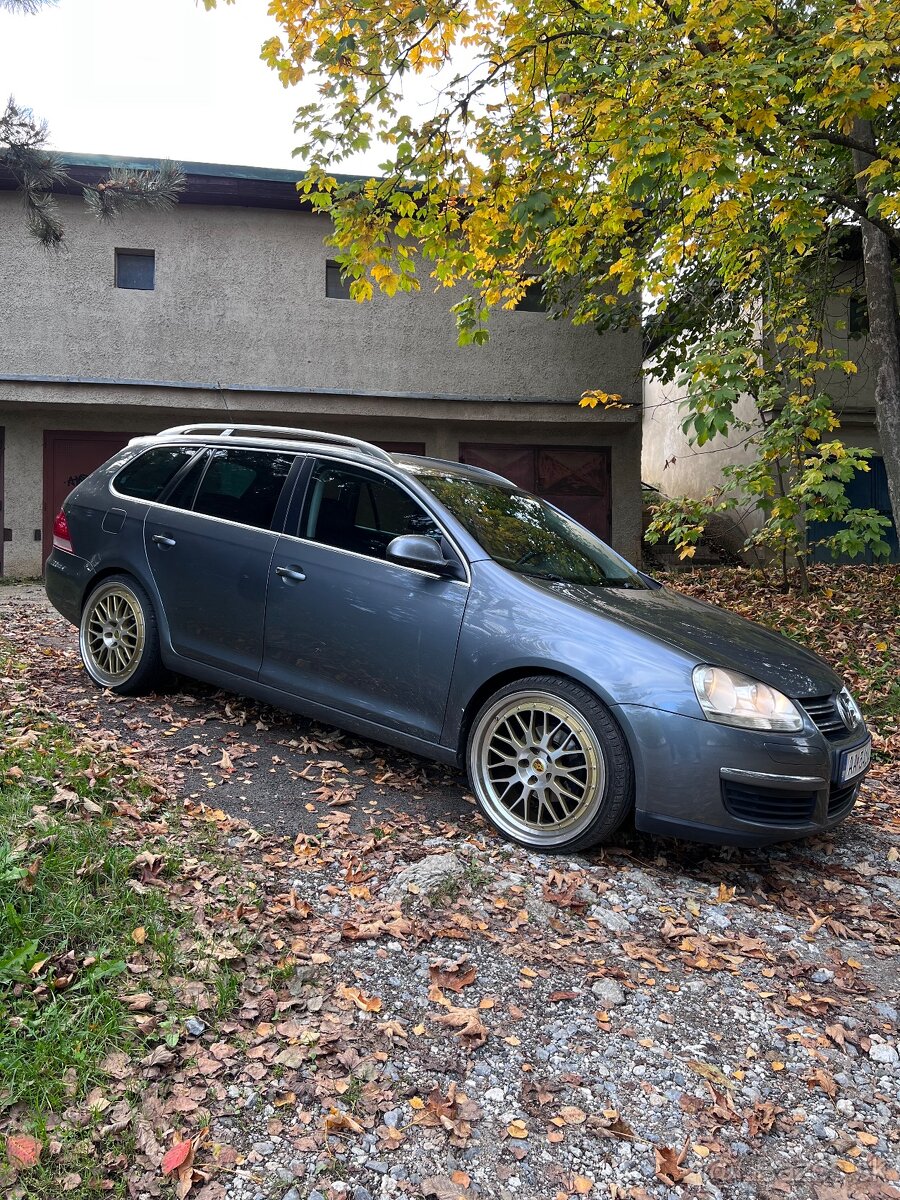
[82,161,186,222]
[1,97,67,246]
[0,0,58,11]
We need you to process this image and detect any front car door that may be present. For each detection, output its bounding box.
[143,446,299,675]
[262,458,469,741]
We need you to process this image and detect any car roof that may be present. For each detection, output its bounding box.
[130,425,514,487]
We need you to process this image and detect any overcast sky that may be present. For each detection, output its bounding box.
[0,0,384,172]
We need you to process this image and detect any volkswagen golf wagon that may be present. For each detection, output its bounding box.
[45,424,871,851]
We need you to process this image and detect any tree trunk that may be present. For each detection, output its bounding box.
[853,119,900,535]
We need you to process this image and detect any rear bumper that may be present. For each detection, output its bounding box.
[44,549,90,626]
[615,702,867,847]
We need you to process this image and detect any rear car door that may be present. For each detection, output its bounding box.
[143,446,299,676]
[262,458,469,740]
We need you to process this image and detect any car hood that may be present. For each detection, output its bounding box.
[528,578,841,698]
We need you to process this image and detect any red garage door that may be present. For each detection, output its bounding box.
[459,444,612,540]
[42,430,136,567]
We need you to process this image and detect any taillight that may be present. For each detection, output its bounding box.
[53,509,73,554]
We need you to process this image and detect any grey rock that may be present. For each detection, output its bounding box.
[874,1002,899,1024]
[365,1160,389,1174]
[383,1108,403,1128]
[591,978,627,1007]
[593,908,631,935]
[307,1192,325,1200]
[353,1189,373,1200]
[282,1191,303,1200]
[704,911,732,930]
[484,1086,506,1103]
[185,1016,206,1037]
[273,1166,295,1184]
[811,968,835,984]
[836,1098,855,1117]
[251,1141,274,1156]
[384,852,465,900]
[869,1042,899,1066]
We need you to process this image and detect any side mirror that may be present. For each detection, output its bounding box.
[386,535,461,578]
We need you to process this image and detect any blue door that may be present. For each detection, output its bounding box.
[808,456,899,563]
[261,459,469,740]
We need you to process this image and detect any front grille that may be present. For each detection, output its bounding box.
[828,783,858,818]
[723,781,817,826]
[799,695,849,741]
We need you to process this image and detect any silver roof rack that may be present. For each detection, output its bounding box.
[154,423,394,464]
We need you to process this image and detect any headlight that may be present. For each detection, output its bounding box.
[692,665,804,733]
[837,687,863,731]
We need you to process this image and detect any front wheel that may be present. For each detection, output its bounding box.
[79,575,164,696]
[466,675,633,852]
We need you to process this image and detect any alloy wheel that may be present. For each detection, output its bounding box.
[470,691,607,846]
[80,584,146,687]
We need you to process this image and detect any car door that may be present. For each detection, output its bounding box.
[144,446,298,675]
[262,458,469,740]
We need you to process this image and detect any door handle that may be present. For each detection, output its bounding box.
[275,565,306,582]
[151,533,177,547]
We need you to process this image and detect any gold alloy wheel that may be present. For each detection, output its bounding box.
[470,690,606,846]
[80,584,146,688]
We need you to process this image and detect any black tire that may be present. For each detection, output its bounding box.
[466,674,633,853]
[79,574,165,696]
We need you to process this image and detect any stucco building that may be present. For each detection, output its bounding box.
[0,154,643,577]
[642,253,898,561]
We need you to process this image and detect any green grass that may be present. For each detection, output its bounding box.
[0,715,176,1113]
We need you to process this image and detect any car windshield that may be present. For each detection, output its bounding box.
[418,471,645,588]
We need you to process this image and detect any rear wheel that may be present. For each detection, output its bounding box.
[466,675,633,852]
[79,575,164,695]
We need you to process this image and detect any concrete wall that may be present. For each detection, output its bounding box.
[0,383,642,577]
[0,193,641,406]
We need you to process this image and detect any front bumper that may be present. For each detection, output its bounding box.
[616,702,869,847]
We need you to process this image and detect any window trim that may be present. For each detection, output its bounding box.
[111,445,203,503]
[286,454,471,585]
[115,248,156,291]
[111,444,304,536]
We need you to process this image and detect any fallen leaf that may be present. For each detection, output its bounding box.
[161,1138,193,1176]
[6,1134,42,1169]
[507,1119,528,1139]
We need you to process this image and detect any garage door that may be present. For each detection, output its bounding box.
[459,444,612,540]
[42,430,136,566]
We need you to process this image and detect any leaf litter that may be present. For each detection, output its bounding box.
[0,570,899,1200]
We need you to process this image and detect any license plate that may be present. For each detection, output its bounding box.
[839,740,871,784]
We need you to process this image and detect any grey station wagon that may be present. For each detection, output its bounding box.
[45,424,871,852]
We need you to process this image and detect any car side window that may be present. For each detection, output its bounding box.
[114,447,198,501]
[302,461,440,559]
[188,449,295,530]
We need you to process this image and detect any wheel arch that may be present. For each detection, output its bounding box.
[455,664,626,763]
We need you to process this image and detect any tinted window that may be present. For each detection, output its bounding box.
[165,451,209,511]
[192,449,294,530]
[302,461,439,558]
[115,447,197,500]
[419,471,644,588]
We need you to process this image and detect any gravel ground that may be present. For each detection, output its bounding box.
[2,581,899,1200]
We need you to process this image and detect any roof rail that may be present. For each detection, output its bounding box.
[155,423,394,464]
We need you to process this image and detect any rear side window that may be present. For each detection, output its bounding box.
[192,449,295,530]
[114,447,197,501]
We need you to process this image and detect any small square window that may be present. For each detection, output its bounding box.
[516,278,547,312]
[325,259,352,300]
[115,249,155,291]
